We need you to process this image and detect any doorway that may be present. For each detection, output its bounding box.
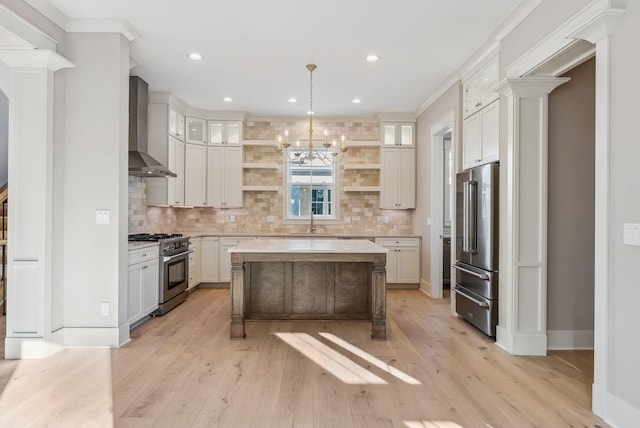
[428,111,455,300]
[547,58,595,370]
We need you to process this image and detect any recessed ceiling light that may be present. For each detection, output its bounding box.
[288,97,297,103]
[188,52,202,61]
[366,54,379,62]
[352,98,362,104]
[223,96,232,102]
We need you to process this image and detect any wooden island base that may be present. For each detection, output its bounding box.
[228,239,388,340]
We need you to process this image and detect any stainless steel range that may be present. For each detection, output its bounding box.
[128,233,191,315]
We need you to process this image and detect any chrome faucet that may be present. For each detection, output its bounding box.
[310,211,316,234]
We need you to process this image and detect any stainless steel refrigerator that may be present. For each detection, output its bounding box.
[453,162,499,336]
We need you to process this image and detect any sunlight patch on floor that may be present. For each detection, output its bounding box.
[404,421,464,428]
[275,332,387,385]
[0,348,113,427]
[319,332,422,385]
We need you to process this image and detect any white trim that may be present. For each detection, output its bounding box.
[415,74,460,117]
[65,18,141,41]
[4,337,63,359]
[419,278,432,297]
[606,393,640,428]
[547,330,594,350]
[0,3,58,50]
[56,327,123,347]
[0,49,75,71]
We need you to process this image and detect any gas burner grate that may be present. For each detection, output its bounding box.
[128,233,183,242]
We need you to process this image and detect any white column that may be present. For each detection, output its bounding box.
[494,77,569,356]
[0,49,74,359]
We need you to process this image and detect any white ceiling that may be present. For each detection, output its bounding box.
[27,0,524,118]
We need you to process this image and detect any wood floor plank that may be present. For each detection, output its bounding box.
[0,288,608,427]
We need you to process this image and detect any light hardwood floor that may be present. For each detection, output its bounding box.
[0,289,604,427]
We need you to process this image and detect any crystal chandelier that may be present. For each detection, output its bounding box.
[275,64,348,164]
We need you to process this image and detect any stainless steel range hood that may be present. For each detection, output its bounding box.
[129,76,177,178]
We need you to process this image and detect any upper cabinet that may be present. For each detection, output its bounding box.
[381,122,415,147]
[185,116,207,145]
[463,55,499,119]
[168,105,185,141]
[208,120,243,145]
[380,147,416,209]
[462,55,500,170]
[147,101,186,206]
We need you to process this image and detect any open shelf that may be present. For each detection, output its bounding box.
[343,164,381,170]
[242,185,279,192]
[342,186,381,192]
[243,163,279,170]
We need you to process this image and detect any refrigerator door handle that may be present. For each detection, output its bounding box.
[462,180,477,253]
[453,286,489,308]
[452,263,489,280]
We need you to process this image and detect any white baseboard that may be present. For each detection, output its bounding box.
[606,391,640,428]
[496,326,547,356]
[547,329,594,350]
[57,327,122,347]
[419,278,432,296]
[4,337,63,359]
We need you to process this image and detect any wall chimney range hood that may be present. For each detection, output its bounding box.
[128,76,176,177]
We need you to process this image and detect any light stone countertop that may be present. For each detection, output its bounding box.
[182,232,420,239]
[127,241,159,251]
[229,238,388,254]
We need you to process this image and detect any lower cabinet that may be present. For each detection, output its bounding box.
[188,237,202,290]
[219,237,256,282]
[201,237,220,282]
[374,237,420,285]
[127,246,159,325]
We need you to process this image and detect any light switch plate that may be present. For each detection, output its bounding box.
[96,209,110,225]
[623,223,640,246]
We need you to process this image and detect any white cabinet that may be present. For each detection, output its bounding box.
[147,103,187,206]
[185,116,207,145]
[201,237,220,282]
[381,122,415,146]
[168,105,185,141]
[188,237,201,290]
[375,237,420,284]
[208,120,243,145]
[206,146,243,208]
[380,147,415,209]
[128,246,159,325]
[463,55,499,118]
[184,143,207,207]
[219,237,256,283]
[462,99,499,169]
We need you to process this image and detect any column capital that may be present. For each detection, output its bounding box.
[569,9,625,44]
[494,76,570,97]
[0,49,75,71]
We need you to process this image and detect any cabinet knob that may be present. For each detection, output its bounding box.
[475,158,481,162]
[475,102,482,107]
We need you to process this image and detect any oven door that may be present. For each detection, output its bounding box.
[160,251,190,303]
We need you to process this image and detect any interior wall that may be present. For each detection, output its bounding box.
[547,57,595,341]
[415,82,461,291]
[0,88,7,187]
[608,0,640,411]
[61,32,129,335]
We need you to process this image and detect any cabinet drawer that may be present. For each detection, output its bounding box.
[128,246,159,265]
[220,237,255,246]
[375,237,420,247]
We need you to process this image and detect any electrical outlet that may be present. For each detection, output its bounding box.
[96,210,110,225]
[101,302,110,316]
[344,216,351,224]
[229,215,235,222]
[623,223,640,246]
[383,217,389,224]
[267,215,275,223]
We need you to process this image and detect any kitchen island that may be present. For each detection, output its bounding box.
[228,239,388,340]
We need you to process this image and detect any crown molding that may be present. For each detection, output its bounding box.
[65,18,140,41]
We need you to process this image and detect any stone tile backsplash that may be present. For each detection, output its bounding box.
[128,119,414,236]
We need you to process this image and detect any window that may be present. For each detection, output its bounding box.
[286,149,336,219]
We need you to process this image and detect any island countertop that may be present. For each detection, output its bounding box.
[228,238,388,254]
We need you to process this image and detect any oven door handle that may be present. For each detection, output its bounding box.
[163,250,193,262]
[452,264,489,280]
[453,287,489,308]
